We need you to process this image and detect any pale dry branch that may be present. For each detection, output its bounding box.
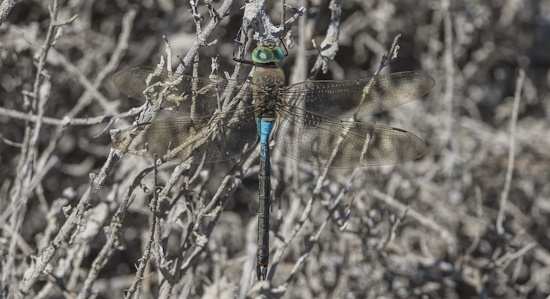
[0,0,16,26]
[496,69,525,235]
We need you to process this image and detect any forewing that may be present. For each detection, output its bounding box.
[113,106,258,163]
[283,71,435,118]
[113,67,254,116]
[274,107,427,168]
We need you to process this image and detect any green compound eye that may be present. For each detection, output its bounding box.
[252,46,274,64]
[272,47,285,62]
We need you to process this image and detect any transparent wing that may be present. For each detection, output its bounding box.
[273,106,427,168]
[283,71,435,118]
[113,106,258,162]
[113,67,255,116]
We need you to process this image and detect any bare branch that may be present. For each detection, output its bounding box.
[0,0,16,26]
[496,69,525,235]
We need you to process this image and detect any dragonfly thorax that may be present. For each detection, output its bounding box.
[253,66,285,120]
[252,66,285,87]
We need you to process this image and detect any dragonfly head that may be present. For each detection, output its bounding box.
[252,41,285,65]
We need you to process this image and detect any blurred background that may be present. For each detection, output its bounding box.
[1,0,549,298]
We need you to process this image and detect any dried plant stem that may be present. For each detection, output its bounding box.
[496,69,525,235]
[18,8,136,294]
[441,0,454,149]
[0,106,141,127]
[0,0,16,26]
[123,161,161,299]
[10,0,60,294]
[371,189,455,245]
[178,0,234,70]
[308,0,342,79]
[279,177,351,291]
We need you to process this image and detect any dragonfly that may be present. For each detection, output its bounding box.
[112,41,435,280]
